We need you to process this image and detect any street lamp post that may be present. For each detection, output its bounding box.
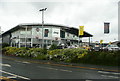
[39,8,47,48]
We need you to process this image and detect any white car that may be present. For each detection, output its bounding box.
[105,44,120,51]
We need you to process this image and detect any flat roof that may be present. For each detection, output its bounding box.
[2,23,93,37]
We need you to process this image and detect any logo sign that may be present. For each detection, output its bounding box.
[79,26,84,35]
[104,22,110,34]
[52,28,60,37]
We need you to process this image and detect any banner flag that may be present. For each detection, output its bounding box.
[100,40,103,44]
[79,26,84,35]
[104,22,110,34]
[109,42,112,45]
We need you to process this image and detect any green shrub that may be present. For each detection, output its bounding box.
[47,48,88,62]
[3,46,120,66]
[33,54,47,60]
[4,47,19,56]
[49,44,57,50]
[28,48,47,57]
[2,43,9,48]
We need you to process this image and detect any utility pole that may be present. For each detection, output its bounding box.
[39,8,47,48]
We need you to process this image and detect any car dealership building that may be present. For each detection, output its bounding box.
[1,23,93,48]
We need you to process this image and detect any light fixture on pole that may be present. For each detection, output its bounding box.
[39,8,47,48]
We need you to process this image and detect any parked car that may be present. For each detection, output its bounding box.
[104,44,120,51]
[92,44,102,51]
[90,43,103,51]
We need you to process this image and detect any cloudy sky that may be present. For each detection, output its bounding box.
[0,0,119,43]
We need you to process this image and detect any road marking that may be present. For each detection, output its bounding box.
[98,71,120,75]
[85,80,93,81]
[0,63,11,67]
[0,70,30,80]
[0,76,17,81]
[38,66,72,72]
[22,61,30,64]
[101,75,119,79]
[2,56,120,72]
[51,64,119,72]
[59,69,72,72]
[48,68,58,70]
[15,61,30,64]
[7,76,17,79]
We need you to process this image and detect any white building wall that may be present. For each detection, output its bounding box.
[65,32,78,40]
[32,26,60,40]
[8,25,80,48]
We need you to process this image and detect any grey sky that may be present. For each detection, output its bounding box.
[0,0,119,43]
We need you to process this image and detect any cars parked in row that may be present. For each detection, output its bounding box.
[90,43,120,51]
[103,44,120,51]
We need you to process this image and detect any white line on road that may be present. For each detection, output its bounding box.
[0,70,30,80]
[59,69,72,72]
[14,61,30,64]
[47,67,58,70]
[22,61,30,64]
[0,63,11,67]
[7,76,17,79]
[101,75,119,79]
[98,71,120,75]
[38,66,72,72]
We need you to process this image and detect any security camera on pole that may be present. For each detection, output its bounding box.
[39,8,47,48]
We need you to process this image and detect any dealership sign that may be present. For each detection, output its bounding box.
[52,28,60,39]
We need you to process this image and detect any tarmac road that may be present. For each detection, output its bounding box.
[0,55,120,81]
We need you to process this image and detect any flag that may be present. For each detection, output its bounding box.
[79,26,84,35]
[100,40,103,44]
[109,42,112,45]
[104,22,110,34]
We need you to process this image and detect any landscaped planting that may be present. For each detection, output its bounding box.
[2,47,120,66]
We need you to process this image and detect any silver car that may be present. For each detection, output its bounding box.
[105,44,120,51]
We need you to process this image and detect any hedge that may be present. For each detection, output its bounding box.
[2,47,120,66]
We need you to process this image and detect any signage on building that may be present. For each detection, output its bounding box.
[52,28,60,37]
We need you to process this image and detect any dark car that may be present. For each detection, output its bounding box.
[92,44,102,51]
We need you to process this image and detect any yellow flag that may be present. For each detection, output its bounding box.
[109,42,112,45]
[100,40,103,44]
[79,26,84,35]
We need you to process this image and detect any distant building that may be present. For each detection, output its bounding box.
[1,23,93,48]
